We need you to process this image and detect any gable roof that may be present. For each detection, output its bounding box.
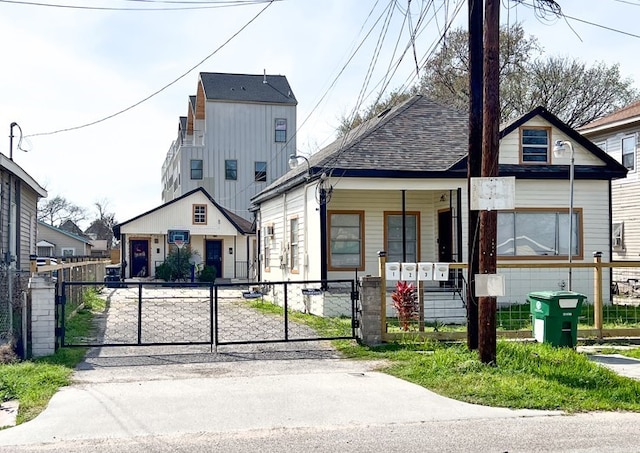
[496,106,627,179]
[113,188,254,237]
[579,100,640,132]
[252,95,469,205]
[199,72,297,105]
[0,154,47,198]
[38,221,93,245]
[252,98,627,206]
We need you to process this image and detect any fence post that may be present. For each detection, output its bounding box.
[593,251,603,340]
[358,276,382,346]
[378,251,387,340]
[28,276,56,357]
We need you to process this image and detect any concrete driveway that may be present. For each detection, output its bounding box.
[0,341,557,447]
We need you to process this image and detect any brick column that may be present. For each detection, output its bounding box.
[358,276,382,346]
[29,276,56,357]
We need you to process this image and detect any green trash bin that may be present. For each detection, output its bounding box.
[528,291,586,347]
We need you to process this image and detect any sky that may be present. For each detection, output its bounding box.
[1,0,639,229]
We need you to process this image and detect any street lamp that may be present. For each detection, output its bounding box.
[553,139,575,291]
[288,153,311,178]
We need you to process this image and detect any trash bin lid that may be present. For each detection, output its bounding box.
[528,290,585,300]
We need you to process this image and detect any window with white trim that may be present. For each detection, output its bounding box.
[622,135,635,171]
[329,211,364,270]
[613,222,624,248]
[263,229,271,271]
[275,118,287,143]
[61,248,75,257]
[521,127,550,163]
[497,209,580,257]
[290,218,299,272]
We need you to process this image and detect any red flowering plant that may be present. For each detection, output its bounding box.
[391,280,419,331]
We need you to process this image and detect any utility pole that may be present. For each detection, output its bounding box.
[467,0,483,351]
[478,0,500,364]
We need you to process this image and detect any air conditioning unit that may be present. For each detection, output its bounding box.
[265,225,274,236]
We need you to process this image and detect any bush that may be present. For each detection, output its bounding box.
[155,246,200,281]
[198,265,217,282]
[391,280,419,331]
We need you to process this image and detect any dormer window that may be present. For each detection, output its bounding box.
[520,127,550,164]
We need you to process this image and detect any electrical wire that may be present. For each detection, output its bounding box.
[25,0,275,138]
[0,0,278,11]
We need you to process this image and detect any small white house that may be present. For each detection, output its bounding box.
[250,95,627,316]
[114,188,255,281]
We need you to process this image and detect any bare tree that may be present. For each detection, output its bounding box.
[85,199,117,248]
[37,195,86,227]
[337,24,638,132]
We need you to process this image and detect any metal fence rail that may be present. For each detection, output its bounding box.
[59,279,357,348]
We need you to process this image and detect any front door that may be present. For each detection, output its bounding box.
[205,239,223,280]
[438,210,452,262]
[130,240,149,278]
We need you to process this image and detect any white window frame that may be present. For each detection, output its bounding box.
[622,135,636,172]
[520,127,550,164]
[61,247,75,257]
[290,217,299,272]
[613,222,624,249]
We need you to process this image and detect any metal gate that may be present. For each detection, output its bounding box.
[56,279,358,348]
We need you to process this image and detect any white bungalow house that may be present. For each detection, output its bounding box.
[113,188,255,281]
[250,95,627,318]
[578,100,640,284]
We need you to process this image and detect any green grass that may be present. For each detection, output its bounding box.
[0,289,104,424]
[337,340,640,412]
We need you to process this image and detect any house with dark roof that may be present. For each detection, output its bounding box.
[250,95,627,316]
[579,100,640,282]
[113,188,254,281]
[160,72,297,221]
[37,221,93,257]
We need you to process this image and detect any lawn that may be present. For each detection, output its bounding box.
[0,289,104,424]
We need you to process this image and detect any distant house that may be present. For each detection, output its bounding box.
[36,221,93,257]
[0,154,47,270]
[160,72,297,221]
[579,101,640,282]
[251,95,627,315]
[113,188,255,280]
[59,220,89,239]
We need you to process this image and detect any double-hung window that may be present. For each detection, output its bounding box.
[622,136,636,171]
[190,159,203,180]
[385,212,419,263]
[225,160,237,180]
[328,211,364,270]
[521,127,550,163]
[497,209,581,258]
[275,119,287,143]
[255,161,267,182]
[290,218,299,272]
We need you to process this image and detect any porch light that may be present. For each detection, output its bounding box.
[288,153,311,178]
[553,139,575,291]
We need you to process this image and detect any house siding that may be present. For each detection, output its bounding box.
[582,124,639,281]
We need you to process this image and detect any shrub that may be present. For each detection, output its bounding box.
[155,246,200,281]
[391,280,419,331]
[198,265,217,282]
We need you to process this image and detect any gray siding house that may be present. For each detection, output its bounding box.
[0,154,47,270]
[161,72,298,221]
[37,221,93,257]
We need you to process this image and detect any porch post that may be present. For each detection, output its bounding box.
[320,188,328,285]
[593,251,603,339]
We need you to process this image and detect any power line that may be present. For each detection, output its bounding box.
[26,0,275,138]
[0,0,277,11]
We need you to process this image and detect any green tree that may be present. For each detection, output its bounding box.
[338,24,638,132]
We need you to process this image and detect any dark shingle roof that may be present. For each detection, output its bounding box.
[199,72,297,105]
[252,97,627,206]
